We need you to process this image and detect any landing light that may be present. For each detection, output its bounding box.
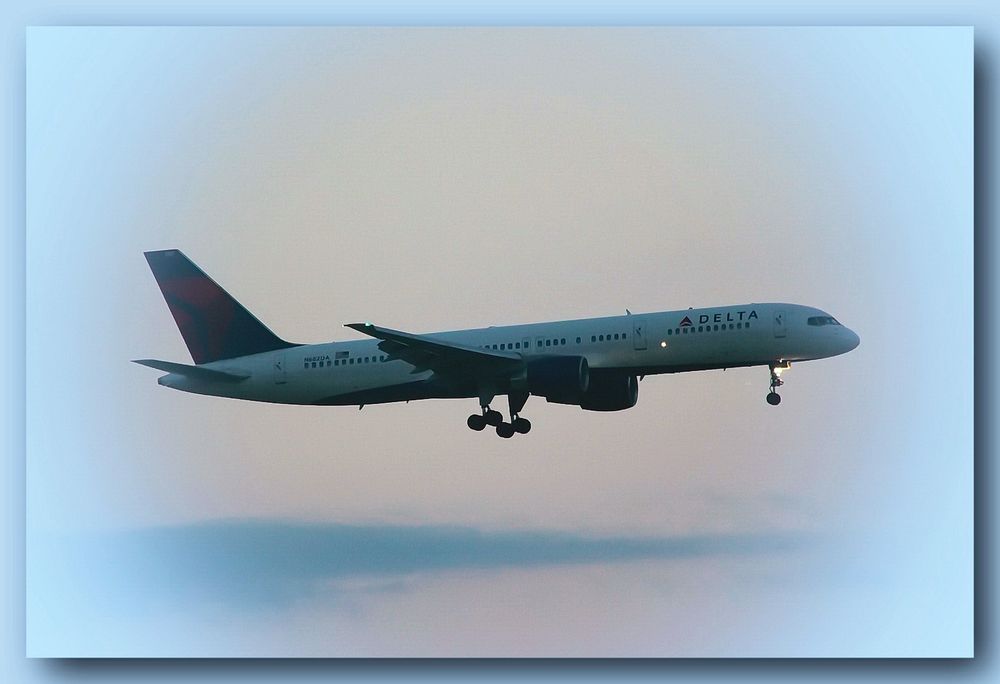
[660,341,667,348]
[774,366,784,377]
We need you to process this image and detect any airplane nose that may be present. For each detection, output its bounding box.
[846,329,860,352]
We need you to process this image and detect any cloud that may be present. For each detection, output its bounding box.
[41,520,809,612]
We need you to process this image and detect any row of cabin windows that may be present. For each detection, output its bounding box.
[667,322,751,336]
[484,333,628,351]
[485,341,528,351]
[591,332,628,343]
[482,338,569,351]
[304,354,389,370]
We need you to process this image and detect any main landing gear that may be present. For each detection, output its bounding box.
[467,391,532,438]
[466,409,502,431]
[766,362,789,405]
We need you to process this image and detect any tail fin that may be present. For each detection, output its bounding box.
[144,249,298,364]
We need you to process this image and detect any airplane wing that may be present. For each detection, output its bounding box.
[345,323,522,375]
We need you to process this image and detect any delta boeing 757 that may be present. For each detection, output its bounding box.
[135,250,860,438]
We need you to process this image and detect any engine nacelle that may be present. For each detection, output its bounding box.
[578,373,639,412]
[526,356,590,399]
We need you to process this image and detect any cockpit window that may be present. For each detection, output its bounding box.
[807,316,840,326]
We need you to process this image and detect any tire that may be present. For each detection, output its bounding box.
[485,410,503,427]
[766,392,781,406]
[467,414,486,431]
[496,422,515,438]
[513,417,531,434]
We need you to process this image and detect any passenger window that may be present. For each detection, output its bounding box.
[675,328,680,335]
[737,322,742,329]
[614,333,619,340]
[697,326,703,333]
[545,340,551,347]
[591,335,596,342]
[622,333,627,339]
[667,329,672,336]
[515,342,520,349]
[729,323,734,330]
[500,343,505,350]
[746,322,751,329]
[576,337,581,344]
[561,338,566,345]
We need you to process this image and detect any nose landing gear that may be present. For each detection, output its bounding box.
[766,362,789,406]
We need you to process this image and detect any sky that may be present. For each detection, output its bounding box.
[23,26,972,657]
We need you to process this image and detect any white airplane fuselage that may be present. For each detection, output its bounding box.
[158,302,859,407]
[136,250,859,436]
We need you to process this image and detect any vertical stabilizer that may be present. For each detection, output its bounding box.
[144,249,297,364]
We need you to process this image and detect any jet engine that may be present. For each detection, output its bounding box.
[526,356,590,399]
[578,373,639,411]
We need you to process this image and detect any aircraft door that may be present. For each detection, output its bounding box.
[773,310,787,338]
[632,317,648,351]
[273,352,288,384]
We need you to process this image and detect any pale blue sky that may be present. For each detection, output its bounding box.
[24,26,972,657]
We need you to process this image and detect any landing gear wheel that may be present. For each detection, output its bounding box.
[485,409,503,427]
[512,417,532,434]
[467,414,487,431]
[496,422,515,438]
[767,363,787,406]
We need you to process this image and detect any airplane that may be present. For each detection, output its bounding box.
[135,249,860,438]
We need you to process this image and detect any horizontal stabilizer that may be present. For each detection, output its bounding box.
[132,359,249,383]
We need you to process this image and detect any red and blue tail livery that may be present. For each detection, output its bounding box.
[144,249,298,365]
